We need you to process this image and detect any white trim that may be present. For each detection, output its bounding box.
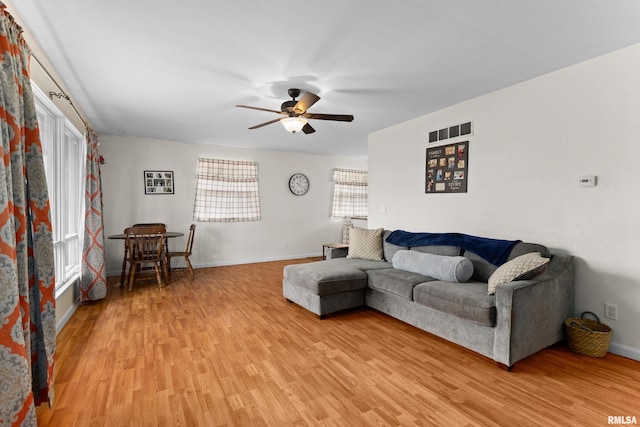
[609,342,640,362]
[54,272,80,300]
[33,82,85,293]
[193,253,322,268]
[56,300,78,334]
[55,274,79,334]
[105,253,323,277]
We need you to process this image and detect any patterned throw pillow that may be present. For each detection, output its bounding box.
[487,252,550,295]
[347,227,384,261]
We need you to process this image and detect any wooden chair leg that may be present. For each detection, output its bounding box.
[128,263,136,291]
[162,258,170,284]
[185,256,194,278]
[154,262,163,287]
[164,258,169,279]
[120,244,128,286]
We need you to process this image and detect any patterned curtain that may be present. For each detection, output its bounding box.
[193,158,261,222]
[331,168,368,219]
[80,130,106,302]
[0,3,56,426]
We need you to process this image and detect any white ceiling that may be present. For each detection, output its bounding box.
[11,1,640,158]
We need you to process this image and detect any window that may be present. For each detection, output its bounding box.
[34,84,85,291]
[331,168,368,219]
[193,158,261,222]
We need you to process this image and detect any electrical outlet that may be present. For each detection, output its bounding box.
[604,303,618,320]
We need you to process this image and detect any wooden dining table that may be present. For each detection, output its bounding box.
[108,231,184,286]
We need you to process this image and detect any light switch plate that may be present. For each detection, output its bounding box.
[578,175,597,187]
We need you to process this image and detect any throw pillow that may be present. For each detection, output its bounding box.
[347,227,384,261]
[391,250,474,283]
[487,252,550,295]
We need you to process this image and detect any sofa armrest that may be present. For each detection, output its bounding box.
[493,254,575,367]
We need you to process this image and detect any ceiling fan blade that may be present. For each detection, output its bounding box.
[248,117,283,129]
[236,104,283,114]
[302,123,316,134]
[303,113,354,122]
[293,92,320,114]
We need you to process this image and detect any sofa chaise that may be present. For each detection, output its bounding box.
[282,228,575,369]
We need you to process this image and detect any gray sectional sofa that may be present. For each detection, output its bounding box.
[283,229,575,369]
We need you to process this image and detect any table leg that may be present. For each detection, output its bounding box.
[119,241,128,286]
[165,237,172,281]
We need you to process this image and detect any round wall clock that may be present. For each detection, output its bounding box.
[288,173,310,196]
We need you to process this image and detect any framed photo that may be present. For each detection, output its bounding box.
[144,170,174,195]
[425,141,468,194]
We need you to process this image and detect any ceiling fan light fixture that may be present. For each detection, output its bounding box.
[237,89,352,134]
[280,116,307,133]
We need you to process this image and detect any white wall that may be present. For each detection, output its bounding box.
[368,43,640,360]
[100,135,366,274]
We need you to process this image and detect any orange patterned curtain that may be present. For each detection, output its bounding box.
[0,3,56,426]
[80,130,106,301]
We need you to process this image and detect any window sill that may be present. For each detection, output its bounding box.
[55,272,80,300]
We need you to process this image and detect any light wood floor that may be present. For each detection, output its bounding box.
[37,259,640,426]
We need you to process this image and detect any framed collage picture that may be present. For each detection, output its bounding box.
[425,141,468,194]
[144,170,174,195]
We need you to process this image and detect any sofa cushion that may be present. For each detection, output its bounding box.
[487,252,550,295]
[392,250,474,283]
[463,251,498,282]
[347,227,384,261]
[324,257,393,272]
[413,281,497,326]
[283,263,368,296]
[367,268,433,300]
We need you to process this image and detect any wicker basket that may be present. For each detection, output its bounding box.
[564,311,612,357]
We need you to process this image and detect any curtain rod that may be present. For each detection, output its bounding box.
[30,52,94,134]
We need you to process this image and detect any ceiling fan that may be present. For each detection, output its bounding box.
[236,88,354,134]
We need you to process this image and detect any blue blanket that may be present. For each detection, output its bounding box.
[386,230,521,266]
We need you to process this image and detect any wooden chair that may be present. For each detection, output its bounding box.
[167,224,196,278]
[119,223,166,286]
[125,225,169,290]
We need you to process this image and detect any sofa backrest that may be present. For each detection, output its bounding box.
[463,242,549,282]
[383,229,463,261]
[383,230,549,282]
[383,230,406,261]
[411,245,461,256]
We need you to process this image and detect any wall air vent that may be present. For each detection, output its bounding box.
[429,120,473,143]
